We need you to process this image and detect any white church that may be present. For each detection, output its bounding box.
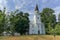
[29,4,45,34]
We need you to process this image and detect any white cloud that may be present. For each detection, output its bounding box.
[53,6,60,22]
[13,0,35,11]
[0,0,8,10]
[13,0,26,9]
[53,6,60,15]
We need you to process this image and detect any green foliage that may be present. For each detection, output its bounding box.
[49,23,60,35]
[54,24,60,35]
[0,8,6,34]
[41,8,56,34]
[10,11,30,35]
[15,12,29,35]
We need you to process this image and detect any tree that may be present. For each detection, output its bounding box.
[0,8,6,34]
[0,10,4,34]
[9,11,17,35]
[49,23,60,37]
[55,23,60,35]
[10,11,30,35]
[40,8,56,34]
[15,12,30,35]
[5,14,11,32]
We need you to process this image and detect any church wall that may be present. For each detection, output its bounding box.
[29,24,38,34]
[29,4,45,35]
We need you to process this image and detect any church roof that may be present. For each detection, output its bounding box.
[35,4,39,12]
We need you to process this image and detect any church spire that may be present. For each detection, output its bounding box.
[35,4,39,12]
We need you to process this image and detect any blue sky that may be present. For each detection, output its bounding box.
[0,0,60,21]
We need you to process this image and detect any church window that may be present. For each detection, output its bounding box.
[37,17,39,19]
[38,25,40,30]
[38,30,40,34]
[32,30,33,31]
[41,26,43,29]
[38,25,39,28]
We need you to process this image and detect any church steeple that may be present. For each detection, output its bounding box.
[35,4,39,12]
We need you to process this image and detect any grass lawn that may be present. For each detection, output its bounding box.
[0,35,60,40]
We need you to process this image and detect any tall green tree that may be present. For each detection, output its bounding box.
[0,8,6,34]
[9,10,19,35]
[41,8,56,34]
[0,10,4,34]
[10,11,30,35]
[15,12,29,35]
[54,23,60,35]
[9,11,17,33]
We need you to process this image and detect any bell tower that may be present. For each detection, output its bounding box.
[34,4,41,24]
[35,4,39,13]
[33,4,42,34]
[29,4,45,34]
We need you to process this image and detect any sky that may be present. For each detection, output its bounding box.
[0,0,60,21]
